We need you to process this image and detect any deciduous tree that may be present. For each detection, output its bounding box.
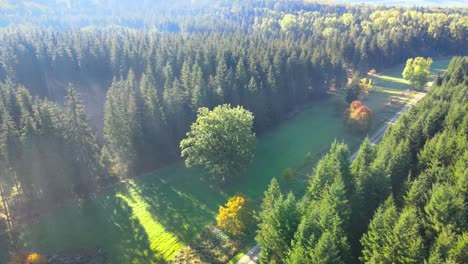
[402,57,433,90]
[217,193,253,236]
[180,104,255,185]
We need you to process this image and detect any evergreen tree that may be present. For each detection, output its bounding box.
[64,85,101,196]
[257,192,299,263]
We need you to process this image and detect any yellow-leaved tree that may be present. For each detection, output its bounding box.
[217,193,253,236]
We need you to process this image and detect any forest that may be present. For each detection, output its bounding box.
[256,56,468,263]
[0,0,467,263]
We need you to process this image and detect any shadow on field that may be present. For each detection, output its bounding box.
[128,177,214,242]
[97,195,163,263]
[19,190,164,264]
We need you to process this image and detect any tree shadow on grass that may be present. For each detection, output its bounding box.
[19,193,163,264]
[19,166,227,263]
[128,175,218,244]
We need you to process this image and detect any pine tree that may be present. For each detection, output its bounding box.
[309,231,343,264]
[257,192,299,263]
[64,85,101,196]
[329,142,353,196]
[307,153,342,202]
[424,183,465,234]
[257,178,283,263]
[384,207,424,263]
[360,197,398,263]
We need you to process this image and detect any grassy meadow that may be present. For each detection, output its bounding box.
[16,59,451,263]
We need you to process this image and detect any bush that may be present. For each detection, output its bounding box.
[282,168,295,181]
[26,253,47,264]
[217,193,253,236]
[11,251,47,264]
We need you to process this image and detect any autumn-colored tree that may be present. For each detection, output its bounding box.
[10,251,47,264]
[26,253,47,264]
[343,101,372,132]
[217,193,253,236]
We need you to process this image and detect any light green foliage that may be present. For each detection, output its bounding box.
[386,207,424,263]
[427,228,468,264]
[256,178,282,263]
[180,104,255,184]
[329,142,353,195]
[307,152,342,201]
[361,201,424,263]
[402,57,433,89]
[361,198,398,263]
[424,183,465,233]
[279,14,299,34]
[286,145,352,264]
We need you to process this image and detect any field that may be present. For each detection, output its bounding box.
[14,59,450,263]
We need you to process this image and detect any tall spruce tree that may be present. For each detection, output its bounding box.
[64,85,101,196]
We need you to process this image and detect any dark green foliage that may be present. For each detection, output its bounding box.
[346,75,362,103]
[64,86,102,196]
[257,57,468,263]
[257,192,300,263]
[361,200,424,263]
[0,1,466,261]
[0,81,101,202]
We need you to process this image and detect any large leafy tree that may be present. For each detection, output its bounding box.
[180,104,255,184]
[402,57,433,90]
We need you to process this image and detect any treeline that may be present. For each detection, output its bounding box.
[256,56,468,263]
[0,28,347,174]
[100,34,347,175]
[256,5,467,70]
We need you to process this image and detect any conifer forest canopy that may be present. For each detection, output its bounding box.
[0,0,467,263]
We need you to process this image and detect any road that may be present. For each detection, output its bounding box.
[350,86,429,160]
[236,83,432,264]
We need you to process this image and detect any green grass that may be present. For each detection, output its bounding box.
[16,58,451,263]
[362,58,452,132]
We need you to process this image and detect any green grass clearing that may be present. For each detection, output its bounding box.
[16,58,451,263]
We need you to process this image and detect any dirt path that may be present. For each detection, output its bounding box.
[236,82,433,264]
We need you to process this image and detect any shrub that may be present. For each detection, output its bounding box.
[217,193,253,236]
[25,253,47,264]
[282,168,295,181]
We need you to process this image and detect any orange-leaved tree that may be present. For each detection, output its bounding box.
[343,100,372,132]
[217,193,253,236]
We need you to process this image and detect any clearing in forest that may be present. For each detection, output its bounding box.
[17,59,451,263]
